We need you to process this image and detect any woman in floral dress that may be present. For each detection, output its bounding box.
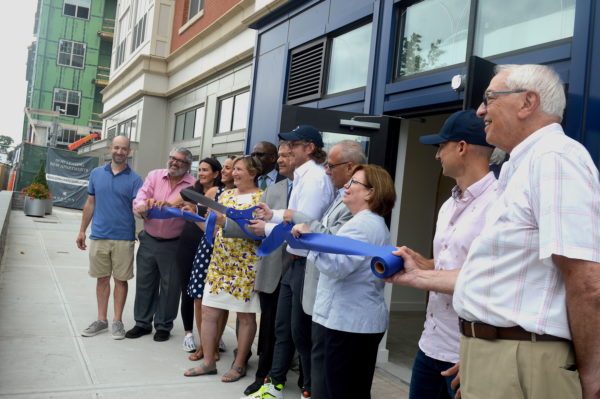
[185,156,262,383]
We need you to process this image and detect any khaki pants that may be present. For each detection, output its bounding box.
[460,336,581,399]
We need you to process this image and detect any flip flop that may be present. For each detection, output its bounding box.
[221,364,246,383]
[184,363,217,377]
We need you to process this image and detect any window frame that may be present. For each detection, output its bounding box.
[188,0,205,21]
[63,1,91,20]
[216,91,250,134]
[173,105,205,142]
[57,39,86,69]
[52,88,81,118]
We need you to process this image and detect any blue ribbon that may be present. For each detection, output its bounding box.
[257,223,404,278]
[147,208,404,278]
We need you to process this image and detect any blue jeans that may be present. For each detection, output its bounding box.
[409,349,457,399]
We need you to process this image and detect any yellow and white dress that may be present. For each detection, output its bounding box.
[202,189,262,313]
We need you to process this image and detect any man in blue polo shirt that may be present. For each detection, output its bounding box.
[76,135,143,339]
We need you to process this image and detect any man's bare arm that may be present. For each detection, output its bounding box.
[76,195,95,250]
[553,254,600,399]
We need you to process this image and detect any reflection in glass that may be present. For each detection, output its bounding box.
[194,107,205,138]
[322,132,370,157]
[232,92,249,131]
[327,23,372,94]
[396,0,470,77]
[474,0,575,57]
[218,97,234,133]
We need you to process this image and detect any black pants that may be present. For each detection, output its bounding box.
[269,258,312,391]
[311,321,328,399]
[175,227,202,332]
[324,327,384,399]
[254,286,280,381]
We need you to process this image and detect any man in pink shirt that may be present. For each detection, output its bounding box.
[388,110,497,399]
[126,147,196,342]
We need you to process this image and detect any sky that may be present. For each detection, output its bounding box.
[0,0,38,148]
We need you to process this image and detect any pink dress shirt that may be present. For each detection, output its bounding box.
[133,169,196,239]
[419,171,498,363]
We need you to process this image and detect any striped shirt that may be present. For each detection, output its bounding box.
[454,123,600,340]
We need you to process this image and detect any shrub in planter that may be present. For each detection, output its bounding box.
[22,183,51,217]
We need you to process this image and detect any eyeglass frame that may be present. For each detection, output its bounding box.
[168,155,190,165]
[482,89,526,106]
[325,161,350,170]
[345,178,373,189]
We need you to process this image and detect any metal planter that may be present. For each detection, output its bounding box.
[24,197,46,217]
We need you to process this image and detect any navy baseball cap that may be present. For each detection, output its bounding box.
[278,125,324,148]
[419,109,493,148]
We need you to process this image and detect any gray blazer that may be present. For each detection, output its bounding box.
[222,178,293,294]
[292,194,352,315]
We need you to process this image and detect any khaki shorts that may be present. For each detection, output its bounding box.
[89,239,135,281]
[460,335,581,399]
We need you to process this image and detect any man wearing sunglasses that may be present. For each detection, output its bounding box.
[127,147,195,342]
[251,141,286,190]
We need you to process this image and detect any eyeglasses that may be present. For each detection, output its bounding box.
[325,161,349,170]
[346,178,372,189]
[482,89,526,106]
[169,155,189,165]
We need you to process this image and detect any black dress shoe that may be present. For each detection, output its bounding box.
[153,329,170,342]
[125,326,152,339]
[244,379,264,396]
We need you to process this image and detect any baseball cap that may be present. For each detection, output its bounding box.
[278,125,324,148]
[419,109,493,147]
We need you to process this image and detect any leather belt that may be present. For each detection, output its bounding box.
[145,231,179,242]
[459,318,568,342]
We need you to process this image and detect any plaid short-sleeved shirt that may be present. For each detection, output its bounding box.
[454,123,600,340]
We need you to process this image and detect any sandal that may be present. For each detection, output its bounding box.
[188,348,220,362]
[221,364,246,383]
[184,363,217,377]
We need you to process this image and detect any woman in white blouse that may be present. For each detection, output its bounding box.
[292,164,396,399]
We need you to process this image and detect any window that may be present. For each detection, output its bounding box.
[188,0,205,20]
[50,128,85,148]
[474,0,575,57]
[115,10,129,68]
[53,88,81,117]
[118,118,137,141]
[327,23,373,95]
[217,92,249,133]
[106,126,117,139]
[57,40,86,68]
[63,0,91,20]
[174,106,205,142]
[395,0,470,78]
[131,0,147,52]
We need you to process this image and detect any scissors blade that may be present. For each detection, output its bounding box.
[180,188,228,214]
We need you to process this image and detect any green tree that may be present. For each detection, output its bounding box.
[0,135,14,150]
[32,162,49,189]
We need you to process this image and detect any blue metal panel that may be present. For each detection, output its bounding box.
[384,85,462,113]
[259,21,290,56]
[288,2,329,48]
[318,90,366,108]
[583,0,600,165]
[326,2,374,33]
[247,44,289,149]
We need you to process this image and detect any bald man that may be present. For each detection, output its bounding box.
[252,141,285,189]
[77,135,143,340]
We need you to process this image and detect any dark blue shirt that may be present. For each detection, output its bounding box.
[88,163,143,240]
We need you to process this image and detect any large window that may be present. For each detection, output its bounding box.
[118,118,137,141]
[115,11,129,68]
[395,0,470,78]
[217,92,249,133]
[474,0,575,57]
[327,23,373,95]
[131,0,147,52]
[174,106,205,142]
[57,40,86,68]
[63,0,91,20]
[188,0,205,20]
[53,88,81,117]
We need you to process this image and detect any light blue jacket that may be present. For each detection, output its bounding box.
[309,209,390,334]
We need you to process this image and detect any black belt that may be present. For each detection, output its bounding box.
[144,231,178,242]
[459,318,568,342]
[292,255,306,260]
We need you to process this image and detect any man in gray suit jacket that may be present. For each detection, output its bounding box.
[223,142,296,395]
[291,140,367,399]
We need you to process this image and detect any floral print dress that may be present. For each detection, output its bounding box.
[201,189,263,313]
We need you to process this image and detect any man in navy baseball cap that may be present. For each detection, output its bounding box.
[278,125,324,148]
[419,109,493,147]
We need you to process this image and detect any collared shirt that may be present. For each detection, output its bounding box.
[259,169,279,189]
[310,209,390,333]
[88,163,143,241]
[133,169,196,239]
[454,123,600,340]
[419,172,498,363]
[267,159,334,256]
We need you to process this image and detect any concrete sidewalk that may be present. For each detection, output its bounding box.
[0,207,408,399]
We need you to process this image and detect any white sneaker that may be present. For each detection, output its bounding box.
[82,320,108,337]
[218,338,227,352]
[111,321,126,340]
[240,378,284,399]
[182,333,197,352]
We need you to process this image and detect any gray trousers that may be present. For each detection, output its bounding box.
[133,231,181,331]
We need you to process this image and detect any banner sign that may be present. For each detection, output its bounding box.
[46,148,97,209]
